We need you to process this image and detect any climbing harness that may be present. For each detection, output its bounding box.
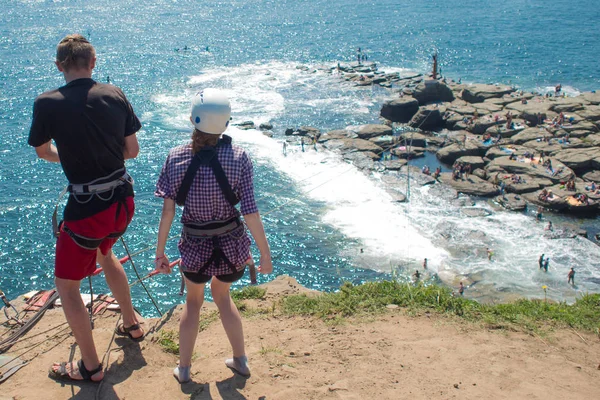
[51,168,133,240]
[176,135,238,207]
[176,134,243,275]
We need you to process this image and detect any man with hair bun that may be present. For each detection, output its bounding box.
[28,34,142,383]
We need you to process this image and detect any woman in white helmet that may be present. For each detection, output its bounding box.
[154,88,272,383]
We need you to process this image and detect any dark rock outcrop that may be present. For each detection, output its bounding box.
[380,98,419,123]
[411,80,455,105]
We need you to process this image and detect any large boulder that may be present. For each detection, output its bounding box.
[380,97,419,122]
[486,156,574,183]
[468,115,501,135]
[408,107,445,130]
[505,101,556,126]
[548,97,589,113]
[298,126,320,137]
[343,152,376,170]
[577,105,600,122]
[411,80,455,105]
[582,170,600,182]
[317,129,355,142]
[553,148,600,173]
[356,124,393,139]
[580,92,600,106]
[436,141,487,163]
[510,127,553,145]
[459,84,515,103]
[456,156,486,170]
[439,173,499,197]
[397,131,428,147]
[323,138,383,153]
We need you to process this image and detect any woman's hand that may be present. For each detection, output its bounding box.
[257,254,273,274]
[155,254,172,274]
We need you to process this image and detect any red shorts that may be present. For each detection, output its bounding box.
[55,197,134,280]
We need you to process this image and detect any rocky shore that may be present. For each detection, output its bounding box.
[240,62,600,218]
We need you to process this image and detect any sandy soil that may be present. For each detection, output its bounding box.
[1,276,599,400]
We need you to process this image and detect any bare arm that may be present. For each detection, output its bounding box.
[155,198,176,273]
[34,141,60,163]
[123,134,139,160]
[243,212,272,274]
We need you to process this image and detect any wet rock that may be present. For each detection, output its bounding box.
[356,124,393,139]
[285,128,295,135]
[459,84,514,103]
[380,159,408,171]
[494,193,527,211]
[234,120,255,130]
[409,107,445,130]
[380,97,419,123]
[259,122,273,130]
[461,207,492,217]
[342,152,375,170]
[261,131,274,138]
[411,80,455,105]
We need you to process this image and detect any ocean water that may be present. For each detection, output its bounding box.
[1,0,599,316]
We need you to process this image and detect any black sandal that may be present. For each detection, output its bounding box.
[48,360,103,382]
[115,322,145,342]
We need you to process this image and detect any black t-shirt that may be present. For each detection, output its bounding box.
[28,78,141,220]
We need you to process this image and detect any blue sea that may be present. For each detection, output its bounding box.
[1,0,600,316]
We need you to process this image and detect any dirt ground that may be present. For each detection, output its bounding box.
[1,276,599,400]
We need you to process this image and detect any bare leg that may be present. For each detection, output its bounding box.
[52,277,103,381]
[179,278,205,368]
[96,249,143,338]
[211,278,245,357]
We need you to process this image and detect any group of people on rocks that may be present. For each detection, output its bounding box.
[451,161,471,180]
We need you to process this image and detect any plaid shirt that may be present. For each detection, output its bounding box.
[155,141,258,275]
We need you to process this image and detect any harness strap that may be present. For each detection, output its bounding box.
[175,135,239,207]
[195,237,239,275]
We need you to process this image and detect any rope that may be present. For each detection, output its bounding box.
[120,238,163,316]
[95,316,121,400]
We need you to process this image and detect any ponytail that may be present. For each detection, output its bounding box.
[191,129,220,154]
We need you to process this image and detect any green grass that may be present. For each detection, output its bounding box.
[280,281,600,333]
[157,329,179,354]
[231,286,267,301]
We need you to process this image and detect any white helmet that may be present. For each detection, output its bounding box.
[190,88,231,135]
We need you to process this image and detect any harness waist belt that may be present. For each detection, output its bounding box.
[183,216,241,238]
[68,170,133,195]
